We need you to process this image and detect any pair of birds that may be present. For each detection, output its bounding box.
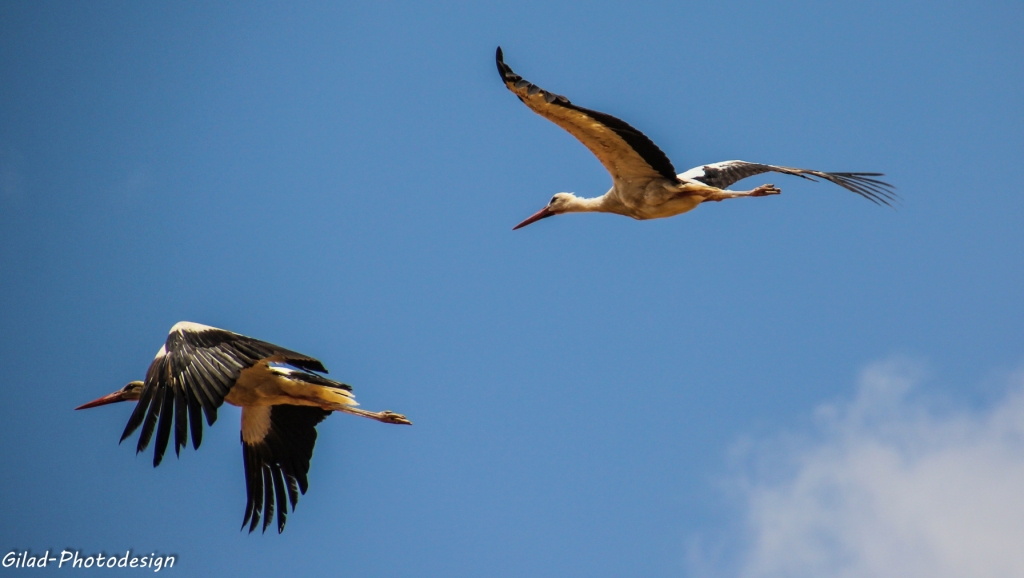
[77,48,896,534]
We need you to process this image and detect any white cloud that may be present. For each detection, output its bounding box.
[698,360,1024,578]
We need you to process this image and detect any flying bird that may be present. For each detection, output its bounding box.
[76,321,411,534]
[495,47,896,229]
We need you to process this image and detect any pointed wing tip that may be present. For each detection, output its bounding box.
[495,46,521,86]
[495,47,509,79]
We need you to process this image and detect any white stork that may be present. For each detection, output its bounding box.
[496,47,896,229]
[75,321,411,534]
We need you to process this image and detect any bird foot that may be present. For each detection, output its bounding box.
[750,184,781,197]
[378,411,413,425]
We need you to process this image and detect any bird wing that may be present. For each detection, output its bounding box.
[496,47,677,184]
[241,404,331,534]
[678,160,897,206]
[120,321,328,467]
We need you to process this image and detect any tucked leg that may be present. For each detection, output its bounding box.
[701,183,781,202]
[326,403,412,425]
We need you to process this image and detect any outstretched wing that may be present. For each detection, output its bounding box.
[241,404,331,534]
[496,47,677,184]
[121,321,328,467]
[678,160,897,206]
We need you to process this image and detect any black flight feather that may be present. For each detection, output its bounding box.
[121,323,331,468]
[496,47,677,182]
[241,405,330,533]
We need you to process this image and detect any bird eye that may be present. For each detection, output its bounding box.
[550,196,558,205]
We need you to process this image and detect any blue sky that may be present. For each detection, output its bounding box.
[1,1,1022,576]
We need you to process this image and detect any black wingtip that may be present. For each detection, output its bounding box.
[495,46,520,84]
[824,172,899,208]
[495,46,507,79]
[119,426,132,444]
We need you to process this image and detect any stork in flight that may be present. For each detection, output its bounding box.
[76,321,411,534]
[495,47,897,230]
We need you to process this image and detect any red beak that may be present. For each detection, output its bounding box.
[75,390,130,410]
[513,206,555,230]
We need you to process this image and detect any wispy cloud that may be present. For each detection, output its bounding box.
[695,360,1024,578]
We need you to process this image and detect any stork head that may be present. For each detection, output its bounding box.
[513,193,578,230]
[75,380,144,410]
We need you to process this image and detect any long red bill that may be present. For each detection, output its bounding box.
[513,206,555,230]
[75,390,129,410]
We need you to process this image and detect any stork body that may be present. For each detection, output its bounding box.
[76,321,410,533]
[496,47,896,229]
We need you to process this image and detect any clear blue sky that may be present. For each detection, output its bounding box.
[1,1,1022,577]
